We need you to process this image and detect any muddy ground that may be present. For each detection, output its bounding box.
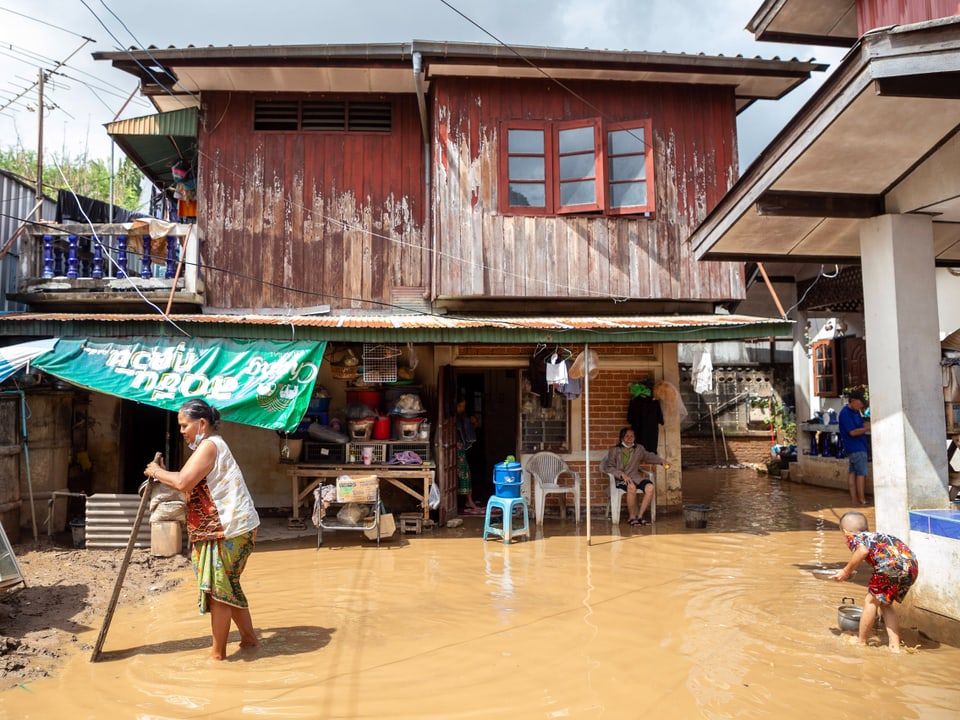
[0,535,190,690]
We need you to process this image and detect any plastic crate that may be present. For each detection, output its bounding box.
[348,443,386,464]
[303,442,346,464]
[389,442,431,463]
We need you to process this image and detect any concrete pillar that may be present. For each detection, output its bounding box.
[860,214,948,539]
[792,310,812,426]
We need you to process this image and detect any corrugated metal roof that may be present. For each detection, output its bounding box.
[104,108,198,187]
[0,312,791,343]
[105,107,198,138]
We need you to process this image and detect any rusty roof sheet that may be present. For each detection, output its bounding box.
[0,312,791,344]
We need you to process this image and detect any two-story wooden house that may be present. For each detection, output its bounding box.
[1,41,824,534]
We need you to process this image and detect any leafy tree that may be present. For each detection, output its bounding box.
[0,146,145,212]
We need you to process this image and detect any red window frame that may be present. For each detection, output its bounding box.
[555,119,604,214]
[499,118,654,216]
[606,120,654,215]
[499,121,554,216]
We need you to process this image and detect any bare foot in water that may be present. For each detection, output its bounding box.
[842,633,866,647]
[239,634,260,649]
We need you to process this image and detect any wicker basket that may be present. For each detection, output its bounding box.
[331,364,359,380]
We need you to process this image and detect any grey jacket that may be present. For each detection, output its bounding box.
[599,444,665,483]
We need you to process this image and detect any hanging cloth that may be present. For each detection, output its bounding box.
[693,348,714,395]
[545,352,568,385]
[627,394,663,453]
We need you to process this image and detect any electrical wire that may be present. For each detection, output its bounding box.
[0,5,95,41]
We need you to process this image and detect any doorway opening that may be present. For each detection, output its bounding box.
[119,403,179,493]
[455,369,519,506]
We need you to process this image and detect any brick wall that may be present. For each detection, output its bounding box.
[681,434,774,467]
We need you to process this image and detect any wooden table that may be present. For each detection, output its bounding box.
[289,463,436,521]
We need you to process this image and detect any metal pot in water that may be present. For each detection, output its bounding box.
[838,597,862,631]
[837,596,881,632]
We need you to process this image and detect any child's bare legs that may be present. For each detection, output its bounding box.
[878,602,902,653]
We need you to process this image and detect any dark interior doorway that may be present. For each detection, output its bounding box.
[455,369,519,505]
[119,402,178,493]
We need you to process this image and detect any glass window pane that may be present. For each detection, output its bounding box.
[559,126,594,154]
[508,182,546,207]
[559,153,595,181]
[560,180,596,206]
[610,181,647,208]
[608,128,645,155]
[509,156,545,181]
[610,155,645,181]
[508,129,544,154]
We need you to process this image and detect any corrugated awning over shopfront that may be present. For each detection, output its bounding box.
[0,312,792,344]
[29,337,327,432]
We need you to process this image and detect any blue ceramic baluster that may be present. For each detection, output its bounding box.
[42,235,55,278]
[165,236,177,278]
[66,235,79,278]
[140,235,152,279]
[91,237,104,279]
[117,235,128,277]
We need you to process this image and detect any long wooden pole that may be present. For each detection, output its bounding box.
[164,225,192,315]
[90,452,160,662]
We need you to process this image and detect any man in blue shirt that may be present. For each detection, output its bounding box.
[839,390,871,506]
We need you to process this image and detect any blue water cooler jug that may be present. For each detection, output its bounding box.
[493,461,523,498]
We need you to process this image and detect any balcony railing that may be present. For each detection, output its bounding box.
[17,222,202,310]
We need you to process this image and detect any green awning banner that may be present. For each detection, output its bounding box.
[33,337,327,431]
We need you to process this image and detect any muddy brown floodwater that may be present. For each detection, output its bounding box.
[3,467,959,719]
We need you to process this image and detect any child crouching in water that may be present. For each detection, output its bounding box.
[832,511,918,652]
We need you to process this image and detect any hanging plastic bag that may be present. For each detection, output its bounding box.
[428,481,441,510]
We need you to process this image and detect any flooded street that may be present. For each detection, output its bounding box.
[3,467,959,719]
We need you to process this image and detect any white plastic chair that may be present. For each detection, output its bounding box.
[527,451,581,525]
[607,468,656,523]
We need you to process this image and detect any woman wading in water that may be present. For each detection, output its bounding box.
[145,399,261,660]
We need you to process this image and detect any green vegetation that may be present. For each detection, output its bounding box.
[0,146,144,211]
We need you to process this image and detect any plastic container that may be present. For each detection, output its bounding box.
[372,415,391,440]
[308,396,331,414]
[69,518,85,548]
[150,521,181,556]
[346,390,383,413]
[493,460,523,498]
[682,504,712,529]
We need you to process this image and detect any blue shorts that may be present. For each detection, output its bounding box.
[847,450,869,477]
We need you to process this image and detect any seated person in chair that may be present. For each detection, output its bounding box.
[600,427,669,526]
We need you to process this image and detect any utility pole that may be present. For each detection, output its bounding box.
[35,68,44,218]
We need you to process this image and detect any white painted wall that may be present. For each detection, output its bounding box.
[936,268,960,339]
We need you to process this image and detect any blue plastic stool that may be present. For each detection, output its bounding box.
[482,495,530,543]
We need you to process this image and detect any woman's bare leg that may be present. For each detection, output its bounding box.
[232,606,259,648]
[638,487,654,520]
[625,486,638,519]
[208,597,232,660]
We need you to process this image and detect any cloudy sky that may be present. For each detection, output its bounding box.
[0,0,845,170]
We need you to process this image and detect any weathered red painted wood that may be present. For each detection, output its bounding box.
[200,92,426,311]
[857,0,958,36]
[431,76,745,302]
